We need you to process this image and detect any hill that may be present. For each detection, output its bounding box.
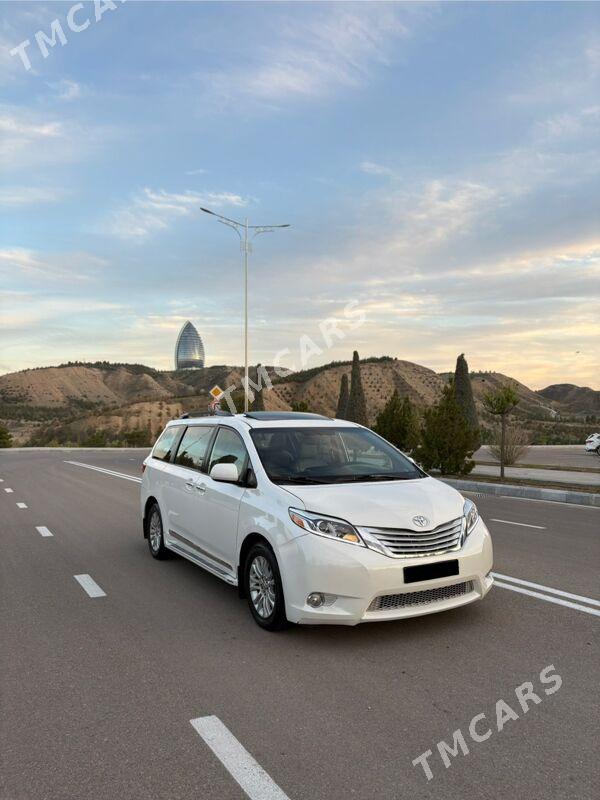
[537,384,600,415]
[0,359,592,446]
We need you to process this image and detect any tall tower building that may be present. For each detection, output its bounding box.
[174,321,205,370]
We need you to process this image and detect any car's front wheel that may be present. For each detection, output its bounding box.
[146,502,169,560]
[244,543,289,631]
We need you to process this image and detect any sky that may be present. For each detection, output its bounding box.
[1,0,599,389]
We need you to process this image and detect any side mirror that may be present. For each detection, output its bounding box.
[210,463,240,483]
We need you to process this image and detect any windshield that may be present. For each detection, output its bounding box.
[250,427,425,485]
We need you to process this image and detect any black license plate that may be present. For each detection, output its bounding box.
[404,559,459,584]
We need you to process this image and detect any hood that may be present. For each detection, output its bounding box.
[283,477,464,529]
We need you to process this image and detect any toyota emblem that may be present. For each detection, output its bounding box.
[412,515,429,528]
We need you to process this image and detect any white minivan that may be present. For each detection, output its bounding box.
[141,411,493,630]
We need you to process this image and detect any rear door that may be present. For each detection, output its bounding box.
[162,424,215,549]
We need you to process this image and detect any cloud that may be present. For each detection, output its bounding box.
[49,79,83,101]
[103,187,251,240]
[0,248,107,282]
[204,4,413,107]
[0,186,66,207]
[359,161,394,177]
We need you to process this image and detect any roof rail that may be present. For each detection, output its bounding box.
[180,409,233,419]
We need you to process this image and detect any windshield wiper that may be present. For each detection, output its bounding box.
[331,473,418,483]
[273,476,330,485]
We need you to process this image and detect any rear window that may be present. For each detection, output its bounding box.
[152,426,181,462]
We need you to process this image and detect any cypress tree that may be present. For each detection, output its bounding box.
[347,351,368,426]
[454,353,480,446]
[250,364,265,411]
[416,381,478,475]
[335,374,349,419]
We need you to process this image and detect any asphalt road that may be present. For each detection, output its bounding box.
[474,445,598,470]
[1,449,598,800]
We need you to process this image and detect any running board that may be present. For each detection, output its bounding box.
[167,541,238,586]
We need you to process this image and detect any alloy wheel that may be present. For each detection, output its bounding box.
[149,509,162,553]
[248,555,276,618]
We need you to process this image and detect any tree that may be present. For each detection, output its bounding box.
[489,426,529,466]
[416,382,478,475]
[250,364,265,411]
[374,392,420,453]
[481,385,520,479]
[335,374,349,419]
[0,424,13,448]
[346,351,368,426]
[454,353,480,447]
[291,401,311,413]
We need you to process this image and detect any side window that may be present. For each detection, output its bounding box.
[208,428,249,476]
[173,426,214,471]
[152,426,181,462]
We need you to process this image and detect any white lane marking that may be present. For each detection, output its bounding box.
[492,572,600,608]
[190,716,290,800]
[490,518,546,529]
[4,487,13,493]
[0,478,4,481]
[494,581,600,617]
[64,461,142,484]
[73,574,106,598]
[16,502,27,509]
[36,526,54,537]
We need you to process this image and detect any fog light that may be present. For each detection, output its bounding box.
[307,592,325,608]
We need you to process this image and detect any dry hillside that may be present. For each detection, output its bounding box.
[1,358,594,446]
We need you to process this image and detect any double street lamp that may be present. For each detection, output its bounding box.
[200,207,290,412]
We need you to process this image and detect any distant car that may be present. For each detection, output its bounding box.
[140,411,493,630]
[585,433,600,454]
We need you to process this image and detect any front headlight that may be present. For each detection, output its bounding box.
[463,498,479,536]
[288,508,364,546]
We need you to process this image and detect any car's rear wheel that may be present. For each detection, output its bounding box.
[146,502,169,560]
[244,543,289,631]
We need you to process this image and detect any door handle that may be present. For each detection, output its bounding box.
[195,483,206,494]
[184,480,196,490]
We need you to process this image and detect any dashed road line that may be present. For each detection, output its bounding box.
[73,574,106,598]
[492,572,600,616]
[490,518,546,529]
[190,716,290,800]
[36,526,54,537]
[4,487,14,493]
[16,502,27,509]
[64,461,142,483]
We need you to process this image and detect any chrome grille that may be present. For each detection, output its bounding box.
[368,581,474,612]
[360,517,463,557]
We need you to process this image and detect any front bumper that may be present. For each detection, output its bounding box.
[279,520,493,625]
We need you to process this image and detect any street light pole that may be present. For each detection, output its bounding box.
[200,207,290,412]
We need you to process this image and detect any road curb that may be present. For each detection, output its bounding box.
[441,478,600,507]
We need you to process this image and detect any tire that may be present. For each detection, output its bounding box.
[243,543,289,631]
[146,502,169,560]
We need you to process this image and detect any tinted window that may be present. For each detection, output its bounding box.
[250,427,424,485]
[174,426,214,471]
[152,426,181,462]
[208,428,248,476]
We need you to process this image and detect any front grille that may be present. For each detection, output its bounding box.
[368,581,474,612]
[360,517,463,557]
